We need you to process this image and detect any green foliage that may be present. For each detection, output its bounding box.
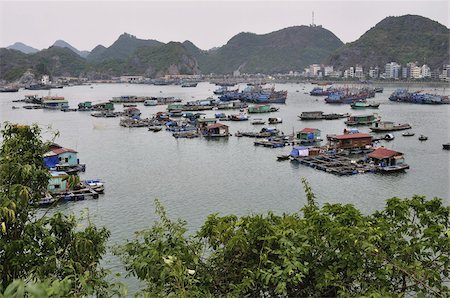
[117,182,450,297]
[0,123,119,296]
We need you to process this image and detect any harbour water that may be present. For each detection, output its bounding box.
[1,82,449,289]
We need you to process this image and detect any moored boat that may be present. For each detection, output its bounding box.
[370,121,411,132]
[418,135,428,141]
[402,132,415,137]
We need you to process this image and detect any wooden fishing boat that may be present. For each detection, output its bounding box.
[370,121,411,132]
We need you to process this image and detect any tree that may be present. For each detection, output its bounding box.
[0,123,119,296]
[116,180,450,297]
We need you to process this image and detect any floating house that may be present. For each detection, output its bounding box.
[345,114,379,126]
[370,121,411,132]
[368,148,409,172]
[202,123,230,137]
[93,102,114,111]
[43,144,85,174]
[296,128,322,145]
[196,118,217,129]
[123,107,141,117]
[78,101,92,111]
[167,103,186,111]
[299,111,324,120]
[248,105,277,113]
[144,99,158,106]
[328,133,373,150]
[48,171,69,193]
[42,96,69,110]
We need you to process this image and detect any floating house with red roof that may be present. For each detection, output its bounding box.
[368,147,409,172]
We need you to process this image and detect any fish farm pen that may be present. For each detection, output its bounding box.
[291,154,376,176]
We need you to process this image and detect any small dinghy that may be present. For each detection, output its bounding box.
[402,132,415,137]
[384,133,394,141]
[418,135,428,141]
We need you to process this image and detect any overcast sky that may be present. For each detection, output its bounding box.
[0,0,448,51]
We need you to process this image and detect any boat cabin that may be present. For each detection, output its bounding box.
[203,123,229,137]
[368,148,408,170]
[328,133,373,149]
[168,103,186,111]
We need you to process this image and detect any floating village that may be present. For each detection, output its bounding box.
[7,82,450,207]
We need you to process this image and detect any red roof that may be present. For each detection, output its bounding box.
[301,128,319,133]
[368,148,402,159]
[207,123,228,129]
[51,147,77,155]
[335,133,372,140]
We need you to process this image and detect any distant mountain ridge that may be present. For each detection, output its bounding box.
[197,26,343,74]
[6,42,39,54]
[87,33,163,62]
[53,40,90,58]
[1,15,449,82]
[327,15,450,70]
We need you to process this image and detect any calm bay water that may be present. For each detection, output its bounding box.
[1,82,449,290]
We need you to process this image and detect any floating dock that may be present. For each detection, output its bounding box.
[292,154,376,176]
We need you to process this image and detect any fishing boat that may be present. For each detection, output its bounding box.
[384,134,395,141]
[181,82,198,87]
[389,89,449,104]
[123,103,137,108]
[268,117,282,124]
[148,126,163,132]
[418,135,428,141]
[402,132,415,137]
[298,111,324,120]
[251,118,266,125]
[323,113,349,120]
[345,114,380,126]
[350,102,380,109]
[370,121,411,132]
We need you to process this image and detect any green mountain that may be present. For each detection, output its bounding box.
[195,26,343,74]
[87,33,163,62]
[94,42,199,77]
[0,47,87,81]
[0,49,32,81]
[327,15,450,70]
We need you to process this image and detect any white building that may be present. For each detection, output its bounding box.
[421,65,431,78]
[41,75,50,85]
[324,66,334,77]
[120,76,144,83]
[309,64,322,77]
[411,66,422,79]
[369,67,379,79]
[344,67,354,79]
[385,62,401,79]
[354,65,364,79]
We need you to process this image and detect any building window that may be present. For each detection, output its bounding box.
[54,184,60,189]
[65,158,69,163]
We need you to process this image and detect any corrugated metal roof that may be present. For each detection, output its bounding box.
[335,133,372,140]
[368,147,402,159]
[300,128,319,133]
[207,123,228,129]
[51,147,77,155]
